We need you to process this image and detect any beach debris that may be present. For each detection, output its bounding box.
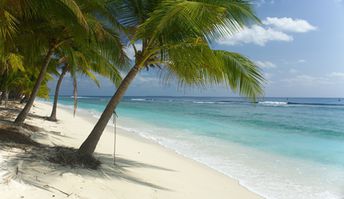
[48,147,101,169]
[43,184,72,197]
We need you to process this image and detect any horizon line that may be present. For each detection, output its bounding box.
[52,95,344,99]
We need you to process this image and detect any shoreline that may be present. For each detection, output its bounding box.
[1,100,262,198]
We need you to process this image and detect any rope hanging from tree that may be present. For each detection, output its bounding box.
[113,110,118,165]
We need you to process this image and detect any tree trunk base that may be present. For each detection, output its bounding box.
[47,116,57,122]
[49,146,101,169]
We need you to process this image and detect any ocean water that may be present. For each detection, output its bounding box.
[50,96,344,199]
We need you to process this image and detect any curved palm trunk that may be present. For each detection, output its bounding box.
[48,66,68,121]
[14,47,55,125]
[78,64,141,155]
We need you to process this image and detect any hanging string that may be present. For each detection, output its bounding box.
[113,111,118,165]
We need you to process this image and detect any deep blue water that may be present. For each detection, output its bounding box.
[48,96,344,199]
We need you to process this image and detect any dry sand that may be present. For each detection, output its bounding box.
[0,101,262,199]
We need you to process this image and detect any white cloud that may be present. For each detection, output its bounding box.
[254,0,275,7]
[281,72,344,87]
[218,25,293,46]
[135,75,158,83]
[282,59,307,65]
[130,74,161,89]
[255,60,277,68]
[282,75,332,86]
[297,59,306,63]
[217,17,316,46]
[328,72,344,78]
[263,17,317,33]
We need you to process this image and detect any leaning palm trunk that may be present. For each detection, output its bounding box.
[48,66,68,121]
[78,64,141,155]
[14,47,55,125]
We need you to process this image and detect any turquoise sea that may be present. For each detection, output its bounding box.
[50,96,344,199]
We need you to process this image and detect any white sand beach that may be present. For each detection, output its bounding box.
[0,101,262,199]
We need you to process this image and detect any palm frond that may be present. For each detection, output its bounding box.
[214,50,264,100]
[158,41,264,100]
[136,0,259,44]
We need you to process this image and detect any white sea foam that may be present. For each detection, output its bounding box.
[192,101,216,104]
[131,98,146,101]
[258,101,288,106]
[69,96,92,99]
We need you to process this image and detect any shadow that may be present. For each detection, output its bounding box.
[0,107,20,122]
[87,153,173,190]
[0,105,72,142]
[0,120,71,145]
[0,126,41,148]
[110,156,175,172]
[0,126,173,196]
[0,107,20,113]
[0,106,50,122]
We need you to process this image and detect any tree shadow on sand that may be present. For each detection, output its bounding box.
[0,106,48,122]
[0,126,173,197]
[0,105,73,144]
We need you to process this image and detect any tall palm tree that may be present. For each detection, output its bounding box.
[78,0,265,155]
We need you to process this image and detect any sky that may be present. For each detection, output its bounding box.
[51,0,344,97]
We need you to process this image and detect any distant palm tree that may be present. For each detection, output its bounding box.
[48,64,68,121]
[48,46,124,121]
[0,65,53,106]
[78,0,265,155]
[0,52,24,107]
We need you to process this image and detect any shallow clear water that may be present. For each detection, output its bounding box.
[49,96,344,199]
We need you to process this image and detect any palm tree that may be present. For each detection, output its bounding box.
[48,45,124,121]
[78,0,265,155]
[12,0,125,125]
[4,0,88,125]
[48,64,68,121]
